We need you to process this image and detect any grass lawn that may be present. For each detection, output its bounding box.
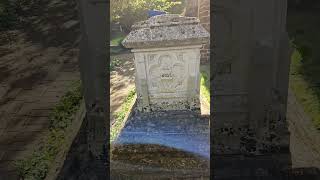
[287,9,320,130]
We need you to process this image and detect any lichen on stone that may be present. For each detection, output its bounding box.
[122,14,210,49]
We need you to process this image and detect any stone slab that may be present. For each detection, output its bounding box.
[111,108,210,178]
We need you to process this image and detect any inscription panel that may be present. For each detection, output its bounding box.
[133,48,202,111]
[147,52,187,94]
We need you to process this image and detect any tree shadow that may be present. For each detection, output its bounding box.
[17,0,80,49]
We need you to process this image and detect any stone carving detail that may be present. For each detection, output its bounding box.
[148,53,186,93]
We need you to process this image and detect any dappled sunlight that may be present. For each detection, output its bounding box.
[110,53,135,119]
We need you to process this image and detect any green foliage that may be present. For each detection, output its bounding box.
[50,81,82,130]
[110,31,127,55]
[111,35,125,47]
[200,72,210,104]
[290,47,320,130]
[15,130,64,180]
[111,0,184,31]
[15,81,83,179]
[111,89,136,142]
[291,38,312,63]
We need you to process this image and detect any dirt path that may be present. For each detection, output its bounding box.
[110,53,136,125]
[287,88,320,168]
[0,0,80,179]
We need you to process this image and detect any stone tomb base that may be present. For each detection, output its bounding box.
[110,105,210,179]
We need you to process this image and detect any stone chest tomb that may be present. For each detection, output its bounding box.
[122,14,209,112]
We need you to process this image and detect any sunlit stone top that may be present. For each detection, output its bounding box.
[122,14,209,49]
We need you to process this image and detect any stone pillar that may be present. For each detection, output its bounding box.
[212,0,291,179]
[77,0,108,178]
[122,14,209,112]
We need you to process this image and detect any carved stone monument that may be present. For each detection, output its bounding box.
[122,14,209,112]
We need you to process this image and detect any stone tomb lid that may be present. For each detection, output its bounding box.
[122,14,210,49]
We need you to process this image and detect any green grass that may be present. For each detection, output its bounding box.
[110,31,128,55]
[14,81,83,180]
[110,88,136,142]
[111,35,125,46]
[200,71,210,104]
[288,9,320,130]
[290,48,320,130]
[110,31,126,46]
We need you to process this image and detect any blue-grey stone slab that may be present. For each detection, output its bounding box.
[113,111,210,159]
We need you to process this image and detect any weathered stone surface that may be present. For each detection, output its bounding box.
[122,14,209,112]
[122,14,209,49]
[212,0,292,179]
